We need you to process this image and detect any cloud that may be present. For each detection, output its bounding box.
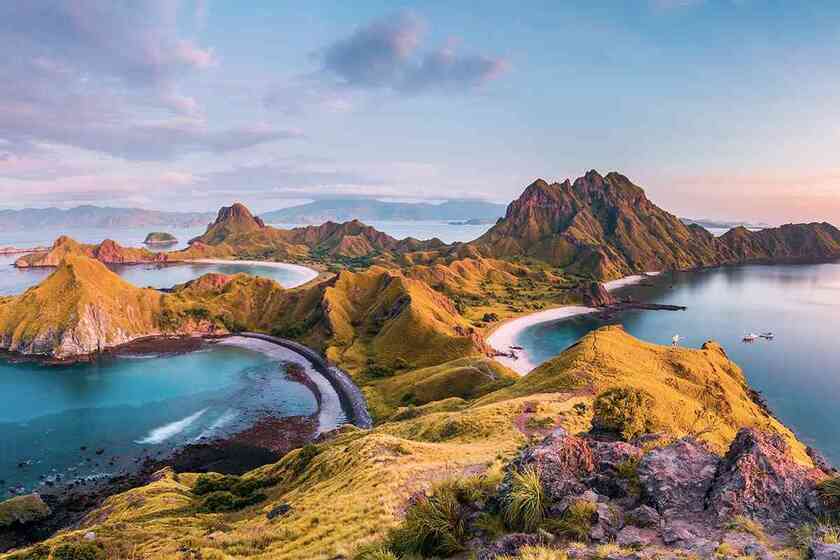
[0,1,214,88]
[265,11,509,111]
[321,12,509,93]
[0,1,296,161]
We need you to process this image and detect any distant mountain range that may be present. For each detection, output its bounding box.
[0,206,214,230]
[259,199,507,224]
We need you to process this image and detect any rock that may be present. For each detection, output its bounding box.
[808,446,837,474]
[500,428,594,503]
[660,519,703,545]
[616,526,657,548]
[478,533,547,560]
[267,503,291,520]
[588,502,624,543]
[578,281,616,307]
[626,505,660,528]
[84,531,96,541]
[744,542,773,560]
[0,493,51,526]
[811,543,840,560]
[586,439,643,500]
[707,428,826,525]
[638,437,718,516]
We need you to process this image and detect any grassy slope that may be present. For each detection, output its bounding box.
[0,256,164,356]
[480,325,809,461]
[4,327,813,559]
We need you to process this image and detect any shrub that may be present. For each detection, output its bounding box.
[7,544,50,560]
[50,542,105,560]
[592,387,657,441]
[294,444,320,475]
[193,474,239,496]
[389,482,468,557]
[615,457,641,497]
[819,477,840,511]
[502,466,546,532]
[193,473,275,513]
[198,490,267,513]
[723,515,766,540]
[547,500,597,542]
[352,544,399,560]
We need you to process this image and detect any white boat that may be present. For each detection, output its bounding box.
[760,332,774,339]
[743,333,759,342]
[671,334,681,346]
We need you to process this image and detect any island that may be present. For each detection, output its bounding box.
[142,231,178,246]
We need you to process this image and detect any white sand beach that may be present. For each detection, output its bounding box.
[488,272,661,375]
[188,259,319,288]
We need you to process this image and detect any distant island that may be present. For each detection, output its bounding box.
[0,206,213,230]
[142,232,178,246]
[681,217,770,230]
[259,198,507,224]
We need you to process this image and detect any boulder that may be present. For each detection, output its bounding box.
[0,493,50,526]
[477,533,546,560]
[811,544,840,560]
[626,505,660,528]
[578,281,616,307]
[616,526,658,548]
[707,428,826,525]
[501,428,594,502]
[637,437,718,516]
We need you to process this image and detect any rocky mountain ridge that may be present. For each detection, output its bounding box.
[470,171,840,279]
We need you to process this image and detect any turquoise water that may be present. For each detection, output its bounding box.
[0,221,493,295]
[516,263,840,463]
[0,341,318,495]
[0,254,313,295]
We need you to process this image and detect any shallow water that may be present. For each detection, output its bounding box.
[0,221,493,295]
[0,340,318,495]
[516,262,840,463]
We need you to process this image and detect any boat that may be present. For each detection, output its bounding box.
[743,333,759,342]
[671,334,681,346]
[509,345,524,350]
[760,332,774,339]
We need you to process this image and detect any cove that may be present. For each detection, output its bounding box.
[0,338,319,496]
[513,262,840,464]
[0,254,317,295]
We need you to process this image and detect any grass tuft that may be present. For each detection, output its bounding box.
[502,466,546,532]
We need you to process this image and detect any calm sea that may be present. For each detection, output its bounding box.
[516,263,840,463]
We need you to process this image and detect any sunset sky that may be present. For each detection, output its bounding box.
[2,1,840,224]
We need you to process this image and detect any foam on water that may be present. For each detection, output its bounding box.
[136,407,208,444]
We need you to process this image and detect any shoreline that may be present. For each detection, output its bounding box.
[487,272,661,375]
[187,258,319,288]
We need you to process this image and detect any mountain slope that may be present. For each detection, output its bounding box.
[0,256,165,357]
[470,171,722,279]
[470,171,840,279]
[184,203,444,261]
[260,199,506,224]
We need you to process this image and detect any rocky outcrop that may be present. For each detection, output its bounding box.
[469,171,840,280]
[189,202,267,245]
[707,428,827,524]
[577,281,615,307]
[487,427,831,558]
[638,437,718,517]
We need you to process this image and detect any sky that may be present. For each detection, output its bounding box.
[2,1,840,225]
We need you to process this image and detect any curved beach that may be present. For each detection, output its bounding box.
[488,273,661,375]
[217,336,347,434]
[188,258,320,288]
